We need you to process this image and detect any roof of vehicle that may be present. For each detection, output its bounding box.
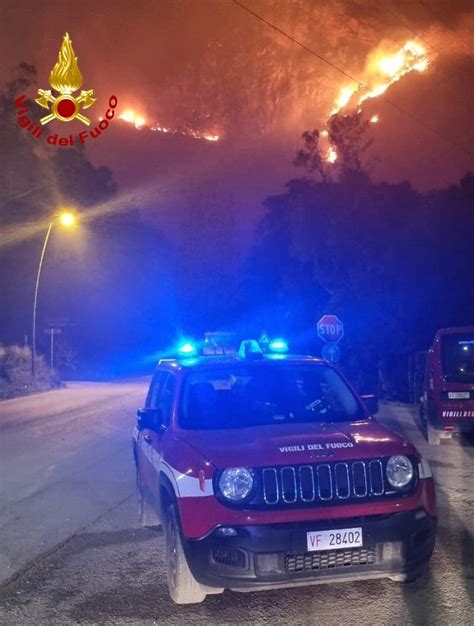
[434,326,474,337]
[157,354,329,372]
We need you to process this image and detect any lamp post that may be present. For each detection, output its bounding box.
[31,211,76,377]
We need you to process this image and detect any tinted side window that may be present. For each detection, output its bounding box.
[146,371,166,408]
[158,374,176,427]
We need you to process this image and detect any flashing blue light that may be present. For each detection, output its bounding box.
[177,341,197,357]
[269,338,288,353]
[238,339,263,359]
[266,353,286,360]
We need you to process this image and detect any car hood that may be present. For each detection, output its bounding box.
[180,419,416,468]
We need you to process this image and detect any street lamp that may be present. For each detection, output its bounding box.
[31,210,77,377]
[58,211,76,228]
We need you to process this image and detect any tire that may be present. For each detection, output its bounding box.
[389,573,410,582]
[164,504,207,605]
[427,423,441,446]
[419,404,427,428]
[389,569,422,583]
[137,474,161,529]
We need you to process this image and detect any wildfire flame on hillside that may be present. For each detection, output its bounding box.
[331,41,429,117]
[118,109,220,142]
[327,146,337,163]
[324,40,429,162]
[117,41,427,156]
[119,110,146,129]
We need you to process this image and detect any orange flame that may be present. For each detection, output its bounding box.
[118,108,220,142]
[323,40,429,162]
[119,110,146,129]
[330,86,356,116]
[331,41,429,117]
[327,146,337,163]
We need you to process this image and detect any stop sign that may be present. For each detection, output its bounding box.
[317,314,344,343]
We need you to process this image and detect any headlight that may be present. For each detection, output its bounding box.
[386,455,414,488]
[218,468,254,501]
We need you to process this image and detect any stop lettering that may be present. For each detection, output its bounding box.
[317,314,344,343]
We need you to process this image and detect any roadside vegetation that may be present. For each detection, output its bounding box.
[0,344,61,400]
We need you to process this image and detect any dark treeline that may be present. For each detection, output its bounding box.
[235,170,473,399]
[233,117,473,399]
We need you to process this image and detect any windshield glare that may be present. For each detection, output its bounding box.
[179,364,365,429]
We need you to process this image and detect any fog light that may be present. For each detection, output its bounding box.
[255,553,280,573]
[415,509,427,520]
[216,527,237,537]
[381,541,403,562]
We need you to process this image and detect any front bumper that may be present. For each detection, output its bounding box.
[183,510,436,589]
[435,421,474,434]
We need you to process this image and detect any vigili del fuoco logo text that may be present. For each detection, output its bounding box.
[14,33,117,147]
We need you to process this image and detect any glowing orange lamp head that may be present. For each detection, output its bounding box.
[58,211,76,228]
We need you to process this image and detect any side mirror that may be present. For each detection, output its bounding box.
[137,407,163,431]
[360,394,379,415]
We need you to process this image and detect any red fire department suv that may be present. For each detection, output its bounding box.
[133,339,436,604]
[420,326,474,444]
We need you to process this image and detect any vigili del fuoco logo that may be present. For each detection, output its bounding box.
[14,33,117,147]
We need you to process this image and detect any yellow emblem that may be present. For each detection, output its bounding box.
[36,33,96,126]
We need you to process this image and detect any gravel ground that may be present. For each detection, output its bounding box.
[0,385,472,625]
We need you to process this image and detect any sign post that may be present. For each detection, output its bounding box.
[322,342,341,363]
[317,314,344,363]
[44,328,62,372]
[258,331,271,352]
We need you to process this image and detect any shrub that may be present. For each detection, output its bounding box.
[0,344,59,399]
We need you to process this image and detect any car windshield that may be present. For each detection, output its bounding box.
[441,333,474,383]
[179,362,365,429]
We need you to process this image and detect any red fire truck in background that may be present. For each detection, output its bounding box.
[420,326,474,444]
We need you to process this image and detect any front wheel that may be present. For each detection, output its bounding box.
[164,504,207,604]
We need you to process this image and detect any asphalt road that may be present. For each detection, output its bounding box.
[0,381,472,625]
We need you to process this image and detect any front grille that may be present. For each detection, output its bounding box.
[285,547,377,573]
[211,548,247,569]
[257,458,414,508]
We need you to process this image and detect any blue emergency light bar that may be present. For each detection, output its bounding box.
[174,335,289,360]
[268,338,289,353]
[238,339,262,359]
[177,341,198,357]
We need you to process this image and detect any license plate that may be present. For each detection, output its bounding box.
[307,527,363,552]
[448,391,470,399]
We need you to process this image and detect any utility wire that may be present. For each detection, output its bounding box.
[384,0,445,56]
[232,0,473,158]
[417,1,474,52]
[233,0,365,89]
[382,1,473,113]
